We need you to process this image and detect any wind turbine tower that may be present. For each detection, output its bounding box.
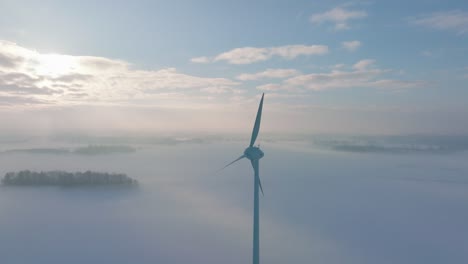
[222,93,265,264]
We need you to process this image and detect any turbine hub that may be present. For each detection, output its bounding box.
[244,146,264,161]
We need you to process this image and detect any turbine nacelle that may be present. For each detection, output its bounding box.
[244,146,264,161]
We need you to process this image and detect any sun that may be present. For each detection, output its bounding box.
[36,54,78,76]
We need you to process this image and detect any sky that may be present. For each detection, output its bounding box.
[1,0,468,135]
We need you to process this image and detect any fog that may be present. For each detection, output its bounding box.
[1,135,467,264]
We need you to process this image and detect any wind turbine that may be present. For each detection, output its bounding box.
[222,93,265,264]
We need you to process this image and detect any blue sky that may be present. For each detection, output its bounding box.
[0,0,467,135]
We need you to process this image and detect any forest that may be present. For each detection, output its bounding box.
[2,170,137,186]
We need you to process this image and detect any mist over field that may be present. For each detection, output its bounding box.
[1,133,467,264]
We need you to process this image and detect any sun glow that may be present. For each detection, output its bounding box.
[36,54,78,76]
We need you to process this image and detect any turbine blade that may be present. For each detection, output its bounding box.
[249,93,265,147]
[250,159,264,196]
[220,155,246,171]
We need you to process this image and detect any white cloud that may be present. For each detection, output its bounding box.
[193,44,328,64]
[256,83,282,91]
[0,95,47,106]
[269,45,329,59]
[342,40,361,52]
[214,47,270,64]
[285,70,418,91]
[256,60,421,92]
[0,41,240,107]
[190,56,210,63]
[352,59,375,71]
[200,86,244,94]
[331,63,346,70]
[261,92,306,99]
[411,10,468,35]
[0,52,24,68]
[310,7,367,30]
[371,79,424,89]
[237,68,301,81]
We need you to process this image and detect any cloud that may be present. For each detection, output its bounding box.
[0,40,34,70]
[411,10,468,35]
[352,59,375,71]
[0,71,58,95]
[257,60,421,91]
[0,52,24,68]
[0,40,240,107]
[237,69,301,81]
[310,7,367,30]
[342,40,361,52]
[269,45,329,59]
[256,83,283,91]
[192,45,328,64]
[0,83,57,95]
[284,70,381,91]
[77,56,129,71]
[214,47,270,64]
[200,86,241,94]
[52,73,94,83]
[0,95,49,106]
[190,56,210,63]
[126,68,239,92]
[331,63,345,70]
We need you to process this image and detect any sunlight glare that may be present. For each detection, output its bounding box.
[36,54,78,76]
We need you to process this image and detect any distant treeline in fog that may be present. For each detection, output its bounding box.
[2,170,137,186]
[1,145,136,156]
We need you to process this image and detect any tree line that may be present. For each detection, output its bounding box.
[2,170,137,186]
